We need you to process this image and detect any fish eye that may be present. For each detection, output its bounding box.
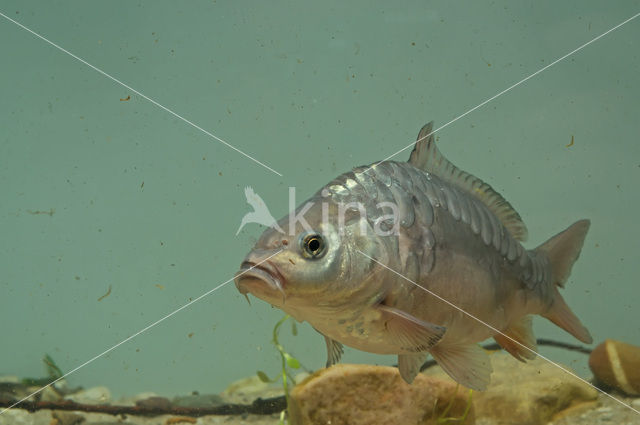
[301,233,326,259]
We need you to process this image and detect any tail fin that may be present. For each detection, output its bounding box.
[537,219,593,344]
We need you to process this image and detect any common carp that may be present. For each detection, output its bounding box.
[235,122,592,390]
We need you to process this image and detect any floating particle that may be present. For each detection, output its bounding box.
[97,285,112,301]
[27,208,55,216]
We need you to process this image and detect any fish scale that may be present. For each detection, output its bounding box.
[348,161,564,298]
[336,163,529,271]
[341,167,560,312]
[326,160,561,298]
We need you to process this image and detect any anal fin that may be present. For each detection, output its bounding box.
[430,343,492,391]
[398,353,427,384]
[493,315,538,362]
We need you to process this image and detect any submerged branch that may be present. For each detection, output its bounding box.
[0,396,286,417]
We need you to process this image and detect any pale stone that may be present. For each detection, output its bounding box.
[589,339,640,396]
[293,371,310,384]
[0,376,20,384]
[52,379,69,393]
[39,385,62,402]
[172,393,224,408]
[426,352,598,425]
[549,400,599,422]
[130,391,159,402]
[65,385,111,404]
[222,375,283,404]
[223,375,269,396]
[115,391,159,406]
[51,411,85,425]
[0,409,50,425]
[289,364,474,425]
[133,395,172,409]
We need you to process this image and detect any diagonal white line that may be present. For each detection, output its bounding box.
[356,250,640,416]
[0,250,283,415]
[368,11,640,170]
[0,11,283,177]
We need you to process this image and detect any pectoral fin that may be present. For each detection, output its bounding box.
[429,343,492,391]
[379,305,446,352]
[323,336,344,367]
[398,353,428,384]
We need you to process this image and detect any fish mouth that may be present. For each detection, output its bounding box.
[234,261,286,303]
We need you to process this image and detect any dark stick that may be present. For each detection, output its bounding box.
[0,396,286,417]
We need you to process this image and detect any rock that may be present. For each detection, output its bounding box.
[223,375,269,396]
[0,382,25,401]
[50,380,82,396]
[589,339,640,396]
[134,395,172,409]
[547,392,640,425]
[0,376,20,383]
[172,393,224,408]
[289,364,474,425]
[293,371,311,383]
[426,352,598,425]
[51,411,85,425]
[0,382,54,402]
[0,409,50,425]
[549,400,599,422]
[115,391,159,406]
[65,386,111,404]
[40,385,63,402]
[222,375,283,404]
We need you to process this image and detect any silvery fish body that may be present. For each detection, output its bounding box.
[235,122,592,390]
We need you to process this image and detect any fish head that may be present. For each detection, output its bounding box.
[235,197,389,321]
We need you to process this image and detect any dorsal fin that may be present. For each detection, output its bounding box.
[408,121,528,242]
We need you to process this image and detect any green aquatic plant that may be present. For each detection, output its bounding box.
[435,384,474,424]
[43,353,63,380]
[256,314,302,424]
[21,354,64,386]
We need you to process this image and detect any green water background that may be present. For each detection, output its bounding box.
[1,1,638,398]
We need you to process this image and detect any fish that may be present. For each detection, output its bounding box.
[234,121,592,390]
